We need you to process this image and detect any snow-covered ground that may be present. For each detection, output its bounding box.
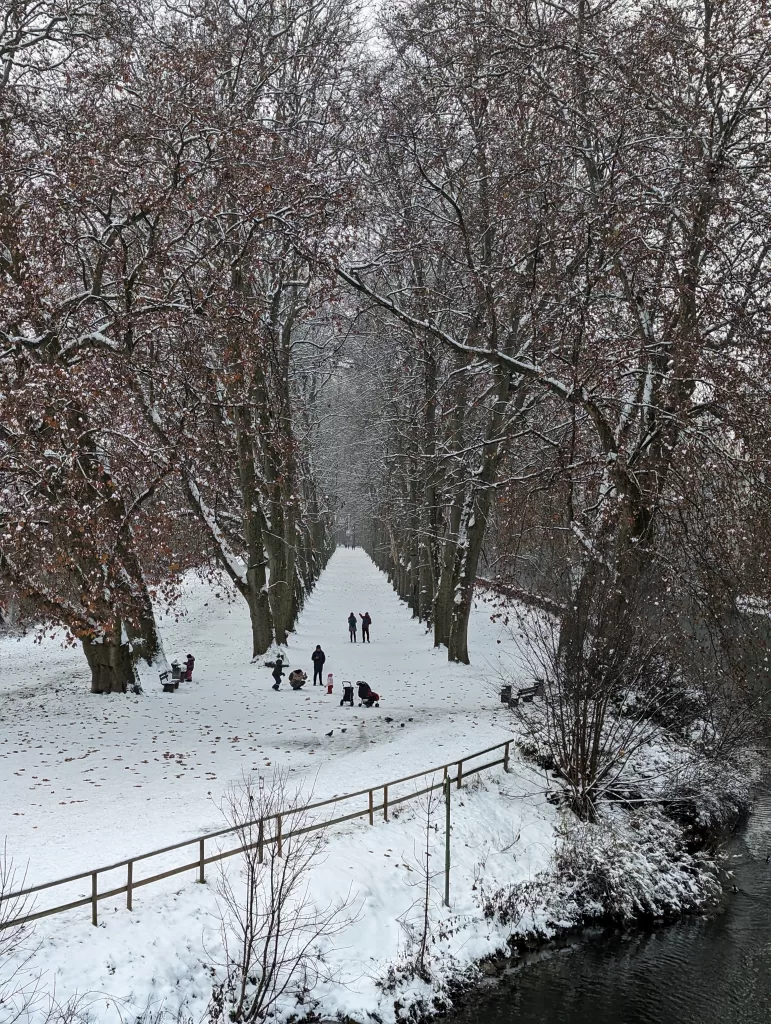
[0,549,530,884]
[1,549,555,1022]
[0,549,750,1023]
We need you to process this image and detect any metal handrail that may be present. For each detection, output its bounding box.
[0,735,517,930]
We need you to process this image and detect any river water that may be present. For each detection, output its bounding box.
[450,795,771,1024]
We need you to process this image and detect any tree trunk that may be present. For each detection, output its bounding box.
[434,497,462,648]
[115,528,165,668]
[447,479,496,664]
[264,509,296,647]
[235,406,274,657]
[433,358,468,647]
[557,492,656,681]
[441,370,511,661]
[419,346,439,624]
[83,634,134,694]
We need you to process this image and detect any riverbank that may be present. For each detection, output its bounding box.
[364,743,758,1024]
[439,784,771,1024]
[0,551,761,1023]
[1,729,757,1024]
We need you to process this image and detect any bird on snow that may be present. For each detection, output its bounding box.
[325,730,333,737]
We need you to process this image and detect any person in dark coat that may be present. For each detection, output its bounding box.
[271,656,285,690]
[348,612,357,642]
[359,612,372,642]
[311,645,326,685]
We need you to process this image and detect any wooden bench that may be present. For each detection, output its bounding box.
[517,680,545,702]
[159,670,175,693]
[500,680,545,706]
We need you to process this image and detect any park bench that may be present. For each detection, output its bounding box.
[159,660,183,693]
[499,679,545,706]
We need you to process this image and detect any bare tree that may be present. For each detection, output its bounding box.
[396,784,443,981]
[339,0,771,689]
[209,772,356,1024]
[513,584,681,819]
[0,843,38,1024]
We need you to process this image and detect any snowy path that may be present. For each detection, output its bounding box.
[0,549,529,884]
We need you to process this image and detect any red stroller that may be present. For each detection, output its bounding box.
[357,681,381,707]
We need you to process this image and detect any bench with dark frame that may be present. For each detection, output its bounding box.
[500,679,545,707]
[159,661,183,693]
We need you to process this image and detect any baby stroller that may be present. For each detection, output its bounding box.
[340,682,355,707]
[357,681,380,708]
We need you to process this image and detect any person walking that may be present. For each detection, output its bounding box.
[311,645,326,685]
[271,656,285,691]
[348,612,357,642]
[360,612,372,643]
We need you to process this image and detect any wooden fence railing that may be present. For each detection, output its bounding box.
[0,738,516,932]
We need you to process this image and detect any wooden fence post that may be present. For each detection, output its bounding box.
[504,742,510,773]
[277,815,283,858]
[198,839,205,883]
[127,861,133,911]
[368,789,374,825]
[258,819,264,864]
[456,760,463,789]
[91,872,98,926]
[383,784,389,822]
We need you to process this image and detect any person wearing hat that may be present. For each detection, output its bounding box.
[311,645,326,685]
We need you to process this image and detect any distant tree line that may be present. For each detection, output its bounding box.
[2,0,769,732]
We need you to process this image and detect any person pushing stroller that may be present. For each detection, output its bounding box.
[357,681,380,707]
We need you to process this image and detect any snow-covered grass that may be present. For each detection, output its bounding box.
[0,549,539,1020]
[8,765,560,1024]
[0,549,527,884]
[0,549,754,1023]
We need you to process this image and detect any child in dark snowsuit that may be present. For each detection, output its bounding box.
[348,613,357,642]
[271,657,285,690]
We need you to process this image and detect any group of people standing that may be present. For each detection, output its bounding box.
[348,611,371,642]
[269,611,374,690]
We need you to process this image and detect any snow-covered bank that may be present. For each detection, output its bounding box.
[2,750,751,1024]
[0,549,526,884]
[0,549,761,1024]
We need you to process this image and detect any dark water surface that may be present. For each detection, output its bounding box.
[450,797,771,1024]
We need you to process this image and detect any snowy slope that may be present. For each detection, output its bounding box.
[0,549,553,1023]
[0,549,531,883]
[1,550,738,1024]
